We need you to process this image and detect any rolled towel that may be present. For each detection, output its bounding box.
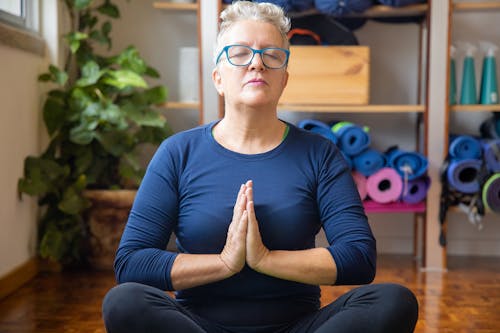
[352,148,386,176]
[401,176,431,204]
[449,135,482,160]
[366,167,403,204]
[314,0,373,16]
[331,121,370,156]
[386,148,428,180]
[446,158,483,193]
[482,173,500,213]
[352,171,368,200]
[482,139,500,172]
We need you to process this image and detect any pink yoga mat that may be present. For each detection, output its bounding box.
[366,167,403,204]
[352,171,368,200]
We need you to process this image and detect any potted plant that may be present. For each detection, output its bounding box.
[18,0,171,269]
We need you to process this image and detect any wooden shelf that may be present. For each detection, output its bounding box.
[221,3,428,18]
[153,2,197,11]
[277,104,425,113]
[453,1,500,12]
[161,101,200,109]
[451,104,500,112]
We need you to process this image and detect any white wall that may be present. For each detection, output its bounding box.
[103,1,500,256]
[0,43,43,277]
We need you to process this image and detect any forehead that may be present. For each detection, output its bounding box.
[221,19,284,47]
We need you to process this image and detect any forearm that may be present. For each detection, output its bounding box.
[254,247,337,285]
[170,253,235,290]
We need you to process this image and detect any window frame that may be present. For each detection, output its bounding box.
[0,0,27,29]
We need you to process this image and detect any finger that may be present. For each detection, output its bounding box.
[245,186,253,204]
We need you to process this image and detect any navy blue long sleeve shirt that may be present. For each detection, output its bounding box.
[114,121,376,325]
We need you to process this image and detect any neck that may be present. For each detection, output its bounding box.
[213,112,286,154]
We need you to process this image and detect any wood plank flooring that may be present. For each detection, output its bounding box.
[0,255,499,332]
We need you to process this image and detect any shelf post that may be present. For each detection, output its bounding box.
[423,0,451,271]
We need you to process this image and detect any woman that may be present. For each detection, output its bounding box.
[102,1,418,332]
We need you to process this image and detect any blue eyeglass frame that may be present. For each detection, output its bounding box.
[215,44,290,69]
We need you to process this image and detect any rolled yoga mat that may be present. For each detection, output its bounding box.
[446,159,483,194]
[297,119,338,144]
[386,149,428,180]
[482,173,500,213]
[366,167,403,204]
[331,121,370,156]
[352,171,367,200]
[352,148,386,176]
[401,176,431,204]
[449,135,482,160]
[482,140,500,172]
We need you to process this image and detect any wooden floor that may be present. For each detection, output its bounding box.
[0,255,499,333]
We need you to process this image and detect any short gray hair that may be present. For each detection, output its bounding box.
[213,1,291,65]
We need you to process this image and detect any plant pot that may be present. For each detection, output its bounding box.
[83,189,136,270]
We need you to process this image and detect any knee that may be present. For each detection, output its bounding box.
[377,283,419,330]
[102,282,152,331]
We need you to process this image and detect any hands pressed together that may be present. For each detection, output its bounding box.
[220,180,269,274]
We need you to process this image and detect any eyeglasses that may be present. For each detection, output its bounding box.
[216,44,290,69]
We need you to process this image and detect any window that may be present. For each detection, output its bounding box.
[0,0,38,31]
[0,0,43,56]
[0,1,26,28]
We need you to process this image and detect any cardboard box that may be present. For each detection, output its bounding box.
[280,46,370,105]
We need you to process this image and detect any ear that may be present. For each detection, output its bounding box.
[212,67,224,96]
[282,70,289,89]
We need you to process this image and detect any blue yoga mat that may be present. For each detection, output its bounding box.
[314,0,373,15]
[297,119,338,144]
[446,159,483,193]
[482,140,500,172]
[331,122,370,156]
[449,135,482,160]
[387,149,428,181]
[352,148,386,176]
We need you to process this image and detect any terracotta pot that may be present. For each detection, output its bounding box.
[83,189,136,270]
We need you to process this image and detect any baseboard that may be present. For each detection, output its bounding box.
[0,258,38,300]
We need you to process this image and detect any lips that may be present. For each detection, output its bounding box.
[246,78,267,86]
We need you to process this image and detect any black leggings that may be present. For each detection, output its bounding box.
[102,283,418,333]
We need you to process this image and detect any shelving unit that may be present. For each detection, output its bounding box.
[439,0,500,268]
[153,1,204,123]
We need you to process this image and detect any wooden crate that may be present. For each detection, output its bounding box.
[280,46,370,105]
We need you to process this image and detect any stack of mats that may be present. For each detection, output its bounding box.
[298,119,430,205]
[439,129,500,246]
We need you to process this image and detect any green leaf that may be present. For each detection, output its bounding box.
[58,175,89,215]
[48,65,68,86]
[127,107,166,128]
[74,146,94,175]
[102,69,147,89]
[116,46,147,74]
[43,95,66,136]
[75,61,103,87]
[97,2,120,18]
[38,73,52,82]
[39,227,65,260]
[74,0,93,10]
[70,123,95,145]
[95,130,131,157]
[143,86,168,104]
[18,157,68,197]
[144,66,160,78]
[65,32,88,54]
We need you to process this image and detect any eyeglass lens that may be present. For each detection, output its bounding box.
[227,46,287,68]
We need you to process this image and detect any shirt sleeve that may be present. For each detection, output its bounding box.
[114,140,180,291]
[317,142,376,285]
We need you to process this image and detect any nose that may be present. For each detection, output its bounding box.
[248,51,265,71]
